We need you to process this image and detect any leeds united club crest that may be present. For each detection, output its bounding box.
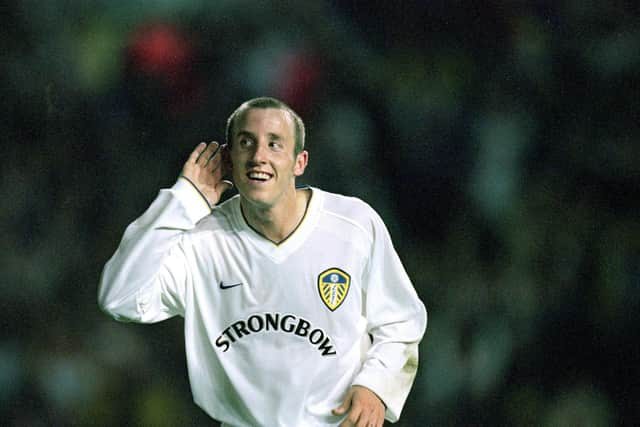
[318,268,351,311]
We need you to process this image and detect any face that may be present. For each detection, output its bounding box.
[229,108,308,209]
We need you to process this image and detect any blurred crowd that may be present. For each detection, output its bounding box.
[2,1,639,425]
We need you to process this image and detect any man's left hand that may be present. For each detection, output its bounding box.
[332,385,385,427]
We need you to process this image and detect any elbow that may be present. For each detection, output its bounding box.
[97,275,145,323]
[422,303,428,334]
[97,287,118,319]
[97,263,131,321]
[97,293,113,317]
[97,274,114,315]
[97,294,132,322]
[97,277,128,321]
[416,302,427,341]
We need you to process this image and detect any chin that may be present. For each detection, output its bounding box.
[238,187,273,208]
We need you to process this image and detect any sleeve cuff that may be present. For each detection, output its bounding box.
[172,177,212,222]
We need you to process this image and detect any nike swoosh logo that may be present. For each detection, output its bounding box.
[219,281,243,290]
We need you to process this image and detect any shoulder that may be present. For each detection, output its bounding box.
[186,194,239,240]
[314,188,385,240]
[319,189,377,219]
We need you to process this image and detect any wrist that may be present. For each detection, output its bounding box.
[178,175,214,210]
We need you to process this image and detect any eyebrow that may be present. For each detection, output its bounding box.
[235,130,254,139]
[235,130,283,141]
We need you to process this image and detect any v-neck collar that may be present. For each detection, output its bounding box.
[230,187,323,263]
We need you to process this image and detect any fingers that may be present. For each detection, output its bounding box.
[180,140,232,207]
[338,408,383,427]
[333,389,353,417]
[335,386,385,427]
[189,141,227,178]
[195,141,221,167]
[338,406,362,427]
[335,389,355,427]
[188,142,207,163]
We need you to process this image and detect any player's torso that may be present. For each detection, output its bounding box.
[181,196,372,425]
[187,220,369,357]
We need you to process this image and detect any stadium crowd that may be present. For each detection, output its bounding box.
[2,1,638,425]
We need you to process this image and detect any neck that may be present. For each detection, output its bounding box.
[241,188,311,244]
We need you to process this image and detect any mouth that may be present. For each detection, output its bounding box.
[246,171,273,183]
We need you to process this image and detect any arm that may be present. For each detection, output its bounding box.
[345,211,427,423]
[98,142,232,322]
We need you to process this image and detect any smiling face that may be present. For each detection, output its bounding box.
[229,107,308,210]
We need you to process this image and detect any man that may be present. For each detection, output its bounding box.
[99,97,427,426]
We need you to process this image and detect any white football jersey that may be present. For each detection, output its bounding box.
[99,178,427,426]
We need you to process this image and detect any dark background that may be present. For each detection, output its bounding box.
[2,1,639,425]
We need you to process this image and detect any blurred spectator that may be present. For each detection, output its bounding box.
[3,0,639,425]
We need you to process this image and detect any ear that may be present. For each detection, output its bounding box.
[222,144,233,176]
[293,150,308,177]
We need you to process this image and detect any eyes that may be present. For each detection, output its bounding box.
[237,137,284,152]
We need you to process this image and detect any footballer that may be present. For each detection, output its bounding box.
[99,97,427,426]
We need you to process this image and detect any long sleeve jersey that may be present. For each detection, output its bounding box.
[98,178,427,426]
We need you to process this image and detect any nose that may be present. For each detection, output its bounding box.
[248,140,269,164]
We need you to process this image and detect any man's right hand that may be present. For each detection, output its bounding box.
[180,141,233,207]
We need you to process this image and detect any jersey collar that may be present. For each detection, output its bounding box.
[230,187,324,263]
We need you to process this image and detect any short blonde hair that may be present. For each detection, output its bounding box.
[225,97,305,155]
